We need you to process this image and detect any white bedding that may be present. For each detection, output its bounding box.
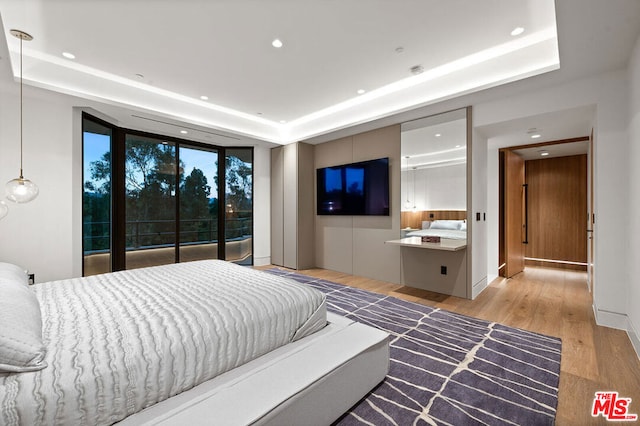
[406,228,467,240]
[119,313,390,426]
[0,260,327,425]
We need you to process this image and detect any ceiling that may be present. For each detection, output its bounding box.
[401,109,467,168]
[513,140,589,161]
[478,104,596,155]
[0,0,560,144]
[0,0,639,148]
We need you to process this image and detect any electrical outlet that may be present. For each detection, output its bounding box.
[440,266,447,275]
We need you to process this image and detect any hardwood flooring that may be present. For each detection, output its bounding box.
[259,265,640,425]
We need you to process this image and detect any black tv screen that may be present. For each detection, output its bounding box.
[317,157,389,215]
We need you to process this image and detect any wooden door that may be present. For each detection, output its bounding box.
[504,150,526,278]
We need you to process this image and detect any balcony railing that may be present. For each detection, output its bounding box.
[83,217,252,254]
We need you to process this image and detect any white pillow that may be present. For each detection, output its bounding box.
[460,221,467,231]
[0,262,28,286]
[430,220,463,230]
[421,221,431,229]
[0,274,47,373]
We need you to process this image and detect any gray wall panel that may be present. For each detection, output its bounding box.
[314,125,401,283]
[270,147,284,266]
[283,144,298,269]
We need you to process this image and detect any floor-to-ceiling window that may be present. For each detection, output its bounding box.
[179,145,220,262]
[82,118,113,275]
[82,113,253,275]
[225,148,253,265]
[124,135,178,269]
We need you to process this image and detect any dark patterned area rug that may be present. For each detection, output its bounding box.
[266,269,562,426]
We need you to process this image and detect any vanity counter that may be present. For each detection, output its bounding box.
[385,237,467,251]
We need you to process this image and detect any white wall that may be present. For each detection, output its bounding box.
[593,71,630,327]
[0,79,77,282]
[627,32,640,355]
[485,137,500,286]
[401,164,466,211]
[470,130,488,297]
[0,80,272,281]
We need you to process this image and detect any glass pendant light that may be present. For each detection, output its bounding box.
[5,29,39,204]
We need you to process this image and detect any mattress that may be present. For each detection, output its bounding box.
[406,228,467,240]
[0,260,327,425]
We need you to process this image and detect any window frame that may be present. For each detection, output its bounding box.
[81,112,254,274]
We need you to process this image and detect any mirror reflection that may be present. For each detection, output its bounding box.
[400,108,467,239]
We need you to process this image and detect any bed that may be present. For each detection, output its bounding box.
[406,219,467,240]
[0,260,389,425]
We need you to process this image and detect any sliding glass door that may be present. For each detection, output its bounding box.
[179,146,219,262]
[82,118,113,276]
[225,149,253,265]
[82,113,253,275]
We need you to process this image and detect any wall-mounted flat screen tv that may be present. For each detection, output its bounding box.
[317,157,389,215]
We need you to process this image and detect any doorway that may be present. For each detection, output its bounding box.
[499,137,590,278]
[499,149,526,278]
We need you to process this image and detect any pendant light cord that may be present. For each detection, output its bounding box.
[6,29,38,204]
[19,34,24,179]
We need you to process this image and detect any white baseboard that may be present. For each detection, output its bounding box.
[591,305,640,361]
[487,273,499,285]
[628,320,640,360]
[472,276,488,300]
[592,305,629,330]
[253,256,271,267]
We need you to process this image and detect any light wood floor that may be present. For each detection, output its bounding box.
[259,265,640,425]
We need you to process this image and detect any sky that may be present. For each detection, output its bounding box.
[83,132,110,190]
[83,132,220,197]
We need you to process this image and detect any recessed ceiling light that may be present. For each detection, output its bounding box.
[410,65,424,75]
[280,120,287,124]
[272,38,283,48]
[511,27,525,36]
[135,73,144,80]
[395,47,404,54]
[455,145,461,148]
[62,52,75,59]
[540,150,549,156]
[435,133,441,137]
[531,134,541,139]
[180,130,188,134]
[357,89,366,95]
[200,95,209,101]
